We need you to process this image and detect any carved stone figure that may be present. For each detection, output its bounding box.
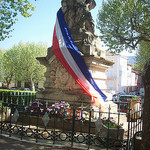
[61,0,96,34]
[48,58,80,90]
[61,0,101,56]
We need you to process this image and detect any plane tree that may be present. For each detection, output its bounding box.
[0,0,36,41]
[135,42,150,72]
[97,0,150,53]
[97,0,150,149]
[2,42,47,90]
[0,49,5,84]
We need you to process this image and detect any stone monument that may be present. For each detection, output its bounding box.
[36,0,114,107]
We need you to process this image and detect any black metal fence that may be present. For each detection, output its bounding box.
[0,98,143,150]
[0,91,36,106]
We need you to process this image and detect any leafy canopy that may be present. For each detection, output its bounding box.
[2,42,47,87]
[0,49,5,82]
[135,42,150,71]
[0,0,36,41]
[97,0,150,53]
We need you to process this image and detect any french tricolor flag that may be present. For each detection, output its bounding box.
[52,8,107,107]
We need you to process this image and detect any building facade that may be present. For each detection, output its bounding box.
[105,53,142,94]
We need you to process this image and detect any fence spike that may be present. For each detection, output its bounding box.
[16,92,18,104]
[11,97,13,104]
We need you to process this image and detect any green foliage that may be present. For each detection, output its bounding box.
[0,0,36,41]
[102,119,120,128]
[0,89,36,94]
[97,0,150,53]
[135,42,150,71]
[0,89,36,108]
[2,42,47,88]
[0,49,5,82]
[2,47,18,86]
[127,95,141,102]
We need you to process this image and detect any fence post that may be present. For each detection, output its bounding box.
[88,105,92,149]
[27,92,29,106]
[53,102,56,145]
[106,105,111,150]
[9,107,13,137]
[21,109,24,140]
[71,104,75,147]
[35,106,40,143]
[117,103,121,139]
[0,102,3,134]
[127,107,131,150]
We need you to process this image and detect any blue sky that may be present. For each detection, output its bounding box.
[0,0,135,56]
[0,0,103,50]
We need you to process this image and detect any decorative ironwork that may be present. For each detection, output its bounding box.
[11,109,19,123]
[41,129,51,139]
[76,133,85,143]
[42,112,50,127]
[95,118,102,132]
[26,128,34,137]
[59,132,68,141]
[12,125,20,134]
[0,99,143,150]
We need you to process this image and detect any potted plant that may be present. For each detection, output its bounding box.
[95,117,124,140]
[127,95,142,121]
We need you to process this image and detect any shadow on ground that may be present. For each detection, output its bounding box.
[0,135,78,150]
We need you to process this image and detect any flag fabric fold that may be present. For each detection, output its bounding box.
[52,8,107,107]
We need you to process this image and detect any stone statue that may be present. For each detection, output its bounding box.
[61,0,96,34]
[61,0,101,56]
[36,0,113,105]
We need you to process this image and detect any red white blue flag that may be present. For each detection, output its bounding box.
[52,8,107,107]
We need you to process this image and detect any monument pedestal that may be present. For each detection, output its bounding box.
[36,48,113,108]
[37,89,90,107]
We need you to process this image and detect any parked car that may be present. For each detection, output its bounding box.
[114,95,134,113]
[118,95,134,102]
[112,92,127,102]
[129,92,139,96]
[35,88,44,91]
[19,88,31,91]
[9,87,19,90]
[139,88,144,96]
[0,86,8,89]
[115,95,142,113]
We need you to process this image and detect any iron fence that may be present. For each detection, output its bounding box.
[0,99,143,150]
[0,91,36,109]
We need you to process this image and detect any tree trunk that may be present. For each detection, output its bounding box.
[141,59,150,150]
[30,75,35,91]
[5,73,13,88]
[6,80,10,88]
[6,78,11,88]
